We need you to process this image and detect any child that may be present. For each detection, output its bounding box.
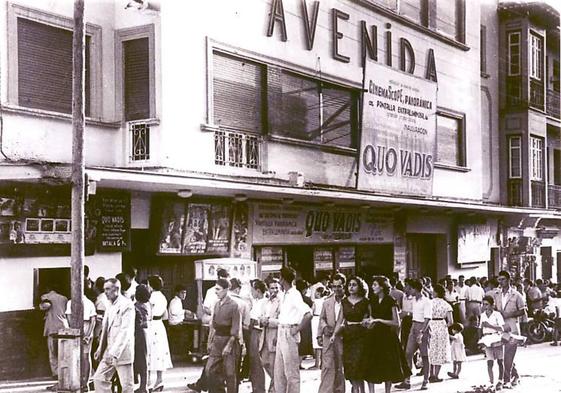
[311,284,326,369]
[447,322,466,379]
[479,295,505,391]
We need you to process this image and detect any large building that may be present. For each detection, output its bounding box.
[0,0,558,380]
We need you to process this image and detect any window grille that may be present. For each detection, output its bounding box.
[130,122,150,161]
[214,130,260,169]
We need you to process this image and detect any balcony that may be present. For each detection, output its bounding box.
[506,76,522,107]
[214,129,262,170]
[549,184,561,210]
[508,179,523,206]
[128,121,151,162]
[531,180,546,208]
[529,79,545,111]
[547,89,560,119]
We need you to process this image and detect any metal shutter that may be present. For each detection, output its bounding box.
[124,37,150,121]
[17,17,90,115]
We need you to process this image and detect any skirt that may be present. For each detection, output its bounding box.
[364,324,411,384]
[311,316,322,350]
[147,320,173,371]
[342,325,368,381]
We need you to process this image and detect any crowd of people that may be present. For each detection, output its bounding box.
[38,263,561,393]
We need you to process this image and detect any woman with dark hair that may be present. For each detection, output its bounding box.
[335,276,370,393]
[364,276,411,393]
[428,283,453,383]
[295,279,314,363]
[134,284,152,393]
[147,275,172,391]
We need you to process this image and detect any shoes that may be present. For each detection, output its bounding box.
[496,381,503,391]
[447,372,459,379]
[187,383,201,393]
[511,376,519,386]
[503,382,512,389]
[150,383,164,392]
[394,382,411,390]
[551,342,559,346]
[420,381,428,390]
[416,371,424,376]
[46,384,59,392]
[429,376,443,383]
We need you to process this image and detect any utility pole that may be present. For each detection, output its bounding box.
[70,0,85,385]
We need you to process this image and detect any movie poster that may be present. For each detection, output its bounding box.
[207,204,231,255]
[182,204,210,254]
[232,202,250,259]
[158,201,186,254]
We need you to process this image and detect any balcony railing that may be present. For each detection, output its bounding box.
[549,184,561,210]
[531,180,546,208]
[506,76,522,107]
[529,79,545,111]
[129,121,150,162]
[508,179,523,206]
[547,89,560,119]
[214,129,261,170]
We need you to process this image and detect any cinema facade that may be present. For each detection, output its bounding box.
[0,0,559,380]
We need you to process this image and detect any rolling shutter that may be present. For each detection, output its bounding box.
[124,37,150,121]
[17,17,90,116]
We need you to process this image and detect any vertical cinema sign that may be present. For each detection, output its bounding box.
[358,61,437,196]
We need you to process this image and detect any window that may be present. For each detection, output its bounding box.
[212,52,265,133]
[508,136,522,178]
[436,110,465,167]
[116,25,155,122]
[554,149,561,185]
[480,25,487,75]
[398,0,465,43]
[272,71,357,148]
[530,136,544,181]
[16,17,91,115]
[123,38,150,121]
[211,51,358,150]
[552,60,560,93]
[529,32,544,80]
[508,31,521,76]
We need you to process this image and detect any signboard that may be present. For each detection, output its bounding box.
[231,203,250,259]
[259,246,284,272]
[314,247,333,271]
[182,204,210,254]
[358,61,437,196]
[252,203,393,245]
[458,223,491,263]
[97,192,130,251]
[337,246,355,269]
[207,204,231,255]
[195,258,257,282]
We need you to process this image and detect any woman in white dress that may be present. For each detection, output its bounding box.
[147,275,173,391]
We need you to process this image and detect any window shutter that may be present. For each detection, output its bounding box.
[436,115,461,166]
[213,52,264,133]
[124,37,150,121]
[17,17,90,115]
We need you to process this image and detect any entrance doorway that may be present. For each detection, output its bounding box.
[285,246,314,283]
[407,234,438,280]
[356,245,394,280]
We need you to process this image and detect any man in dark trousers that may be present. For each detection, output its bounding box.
[207,278,242,393]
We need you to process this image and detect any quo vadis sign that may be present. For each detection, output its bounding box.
[252,203,393,244]
[358,61,437,196]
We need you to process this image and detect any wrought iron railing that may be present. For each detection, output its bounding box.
[546,89,560,119]
[549,184,561,210]
[507,179,523,207]
[531,180,546,208]
[214,129,261,170]
[129,121,150,162]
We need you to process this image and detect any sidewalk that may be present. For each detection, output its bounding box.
[2,343,561,393]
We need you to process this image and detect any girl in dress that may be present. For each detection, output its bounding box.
[447,322,467,379]
[311,284,326,369]
[363,276,411,393]
[428,284,453,383]
[335,276,370,393]
[134,284,152,393]
[147,275,173,392]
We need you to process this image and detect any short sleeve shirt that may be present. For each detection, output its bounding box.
[278,287,311,325]
[65,296,97,321]
[412,296,432,323]
[480,310,504,335]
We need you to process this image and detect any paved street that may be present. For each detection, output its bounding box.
[2,343,561,393]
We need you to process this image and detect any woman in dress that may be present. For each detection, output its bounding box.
[147,275,173,392]
[428,284,453,383]
[335,276,370,393]
[364,276,411,393]
[134,284,152,393]
[311,284,326,369]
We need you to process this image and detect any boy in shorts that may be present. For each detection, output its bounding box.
[480,296,505,390]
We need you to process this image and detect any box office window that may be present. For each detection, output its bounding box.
[436,110,465,167]
[17,17,91,115]
[509,136,522,179]
[124,37,150,121]
[272,71,357,149]
[213,52,265,133]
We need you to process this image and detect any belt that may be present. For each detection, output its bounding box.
[467,301,482,304]
[279,324,298,328]
[214,324,233,336]
[153,316,162,320]
[412,320,425,324]
[432,318,445,321]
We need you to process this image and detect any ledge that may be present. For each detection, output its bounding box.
[267,135,357,156]
[0,104,122,128]
[350,0,470,51]
[434,163,471,172]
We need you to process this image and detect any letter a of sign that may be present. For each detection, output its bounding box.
[302,0,320,50]
[267,0,288,42]
[425,48,438,82]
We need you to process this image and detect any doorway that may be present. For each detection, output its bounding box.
[285,246,314,283]
[356,245,394,280]
[407,234,438,280]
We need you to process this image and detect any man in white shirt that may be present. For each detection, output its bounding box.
[168,285,192,326]
[455,275,468,324]
[396,279,432,391]
[64,295,97,391]
[273,267,312,393]
[248,279,267,393]
[259,279,282,393]
[122,266,138,301]
[466,277,485,326]
[479,295,505,389]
